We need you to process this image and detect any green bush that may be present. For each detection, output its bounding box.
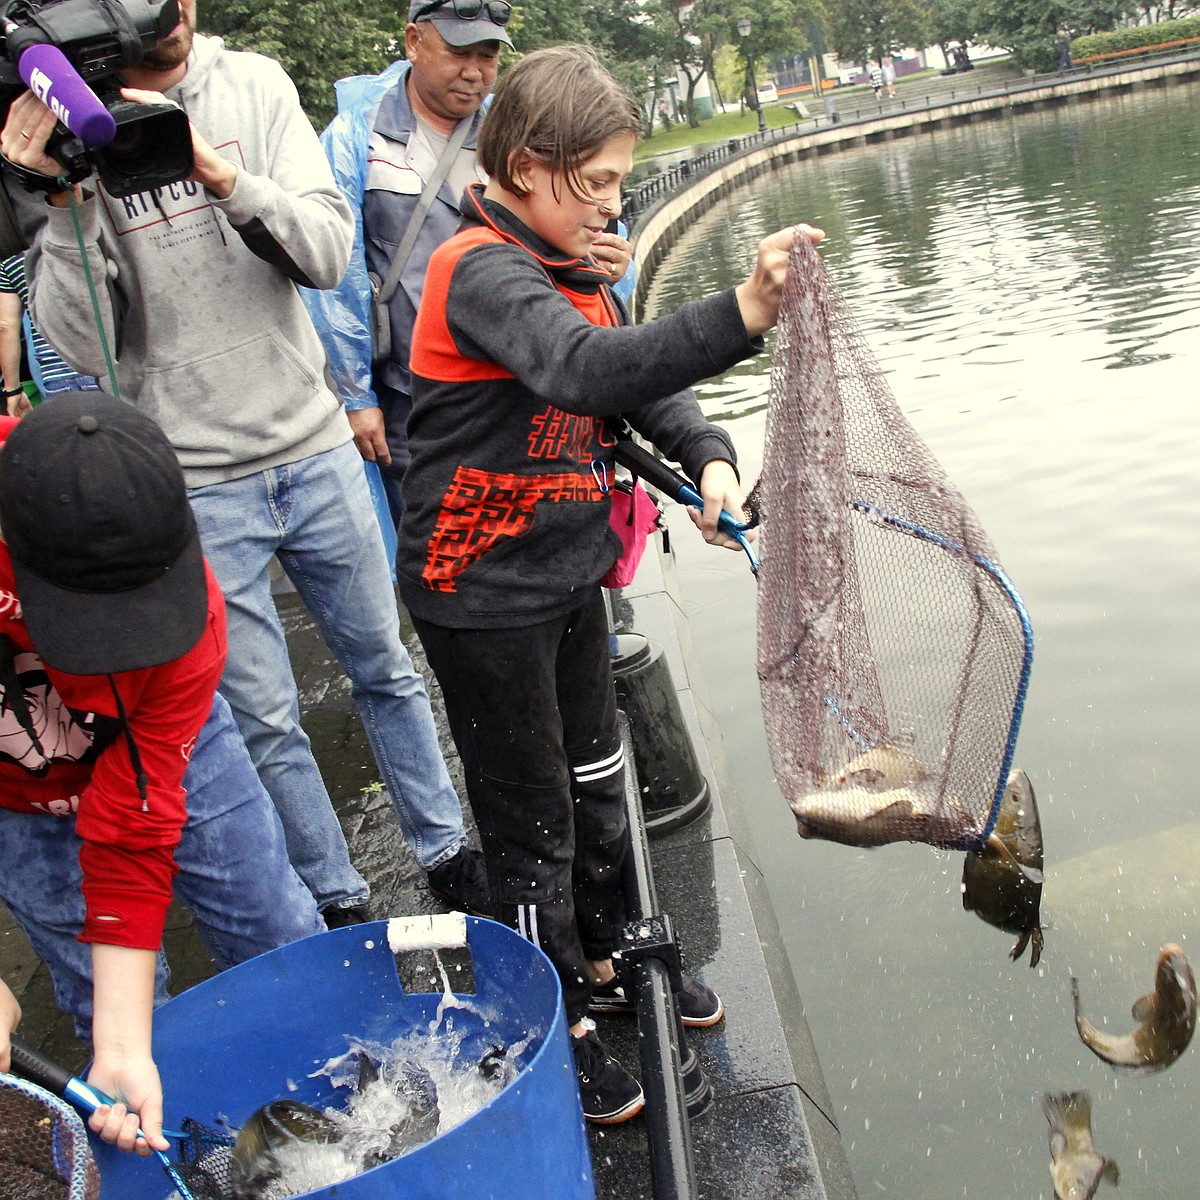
[1017,35,1057,73]
[1073,15,1200,60]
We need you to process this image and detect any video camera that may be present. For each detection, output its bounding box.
[0,0,193,197]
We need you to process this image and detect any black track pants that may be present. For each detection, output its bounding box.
[412,590,628,1024]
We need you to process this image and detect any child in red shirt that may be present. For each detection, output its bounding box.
[0,395,322,1155]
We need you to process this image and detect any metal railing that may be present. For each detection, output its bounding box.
[614,709,711,1200]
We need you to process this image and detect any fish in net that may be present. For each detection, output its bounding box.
[752,231,1033,851]
[0,1074,101,1200]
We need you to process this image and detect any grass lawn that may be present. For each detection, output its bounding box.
[636,103,809,158]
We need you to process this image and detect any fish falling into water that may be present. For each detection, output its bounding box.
[961,767,1045,966]
[1072,943,1197,1072]
[793,740,977,848]
[1042,1090,1119,1200]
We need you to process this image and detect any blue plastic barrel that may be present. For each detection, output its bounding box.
[93,917,594,1200]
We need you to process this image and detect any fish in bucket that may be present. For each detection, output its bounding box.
[91,914,595,1200]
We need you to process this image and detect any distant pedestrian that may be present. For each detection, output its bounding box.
[882,58,896,98]
[1056,28,1073,74]
[869,62,883,98]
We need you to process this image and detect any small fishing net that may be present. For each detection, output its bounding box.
[753,233,1032,851]
[0,1074,101,1200]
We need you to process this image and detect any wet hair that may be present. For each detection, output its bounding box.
[478,45,643,201]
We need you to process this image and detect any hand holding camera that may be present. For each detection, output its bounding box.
[0,0,194,196]
[119,84,234,198]
[0,86,62,177]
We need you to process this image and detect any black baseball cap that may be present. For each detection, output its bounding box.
[0,393,207,675]
[409,0,514,49]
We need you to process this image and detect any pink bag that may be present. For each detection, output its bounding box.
[602,478,661,588]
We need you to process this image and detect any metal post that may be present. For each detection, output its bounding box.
[750,49,767,134]
[615,712,704,1200]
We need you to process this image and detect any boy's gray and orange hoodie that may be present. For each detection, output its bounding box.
[398,183,762,630]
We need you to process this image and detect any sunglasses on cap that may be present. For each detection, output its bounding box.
[413,0,513,26]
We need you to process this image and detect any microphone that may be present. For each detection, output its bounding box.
[18,44,117,149]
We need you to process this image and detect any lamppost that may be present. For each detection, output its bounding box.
[737,15,767,134]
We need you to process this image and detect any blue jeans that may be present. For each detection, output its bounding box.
[187,440,466,910]
[0,693,323,1042]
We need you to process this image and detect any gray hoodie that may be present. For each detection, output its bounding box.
[25,35,354,487]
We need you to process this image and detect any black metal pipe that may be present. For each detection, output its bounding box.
[618,713,699,1200]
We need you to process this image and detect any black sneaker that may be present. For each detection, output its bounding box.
[321,902,371,929]
[589,972,725,1028]
[572,1020,644,1124]
[426,846,494,917]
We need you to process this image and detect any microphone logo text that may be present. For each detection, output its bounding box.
[28,66,72,127]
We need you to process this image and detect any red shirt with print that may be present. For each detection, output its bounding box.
[0,417,227,950]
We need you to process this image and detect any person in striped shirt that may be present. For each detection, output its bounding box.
[0,254,98,415]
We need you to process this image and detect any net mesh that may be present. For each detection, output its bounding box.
[0,1075,101,1200]
[168,1120,236,1200]
[754,233,1032,851]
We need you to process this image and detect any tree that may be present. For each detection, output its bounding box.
[505,0,592,51]
[929,0,976,47]
[713,42,744,108]
[653,0,724,129]
[504,0,674,134]
[929,0,978,67]
[200,0,403,127]
[824,0,931,67]
[577,0,673,132]
[725,0,819,120]
[971,0,1127,71]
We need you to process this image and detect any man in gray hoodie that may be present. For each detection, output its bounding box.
[0,0,489,923]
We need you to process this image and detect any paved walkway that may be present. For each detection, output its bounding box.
[793,57,1027,124]
[635,59,1025,178]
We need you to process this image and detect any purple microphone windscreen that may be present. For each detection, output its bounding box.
[18,44,117,149]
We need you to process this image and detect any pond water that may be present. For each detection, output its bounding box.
[641,79,1200,1198]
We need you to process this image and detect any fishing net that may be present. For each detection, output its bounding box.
[0,1074,100,1200]
[753,232,1032,851]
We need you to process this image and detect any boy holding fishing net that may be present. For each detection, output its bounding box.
[397,44,822,1123]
